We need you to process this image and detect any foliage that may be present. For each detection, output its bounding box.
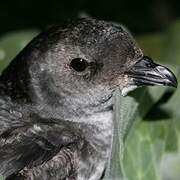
[108,20,180,180]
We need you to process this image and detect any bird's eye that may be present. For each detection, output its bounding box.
[70,58,88,72]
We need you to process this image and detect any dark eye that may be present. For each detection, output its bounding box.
[70,58,88,72]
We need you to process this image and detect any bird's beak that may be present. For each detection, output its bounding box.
[127,56,177,88]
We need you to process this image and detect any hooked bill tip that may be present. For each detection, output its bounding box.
[127,56,178,88]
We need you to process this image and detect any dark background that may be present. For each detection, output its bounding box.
[0,0,180,35]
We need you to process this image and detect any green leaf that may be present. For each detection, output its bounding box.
[118,20,180,180]
[0,30,39,73]
[123,70,180,180]
[104,84,172,180]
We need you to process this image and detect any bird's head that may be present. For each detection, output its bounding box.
[0,18,177,118]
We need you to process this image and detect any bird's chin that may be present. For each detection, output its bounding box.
[120,85,138,96]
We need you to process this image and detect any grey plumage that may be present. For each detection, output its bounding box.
[0,18,177,180]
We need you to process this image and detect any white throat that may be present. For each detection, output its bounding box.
[121,85,138,96]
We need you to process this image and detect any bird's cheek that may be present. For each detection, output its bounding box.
[111,74,137,96]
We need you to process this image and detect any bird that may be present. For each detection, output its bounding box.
[0,18,177,180]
